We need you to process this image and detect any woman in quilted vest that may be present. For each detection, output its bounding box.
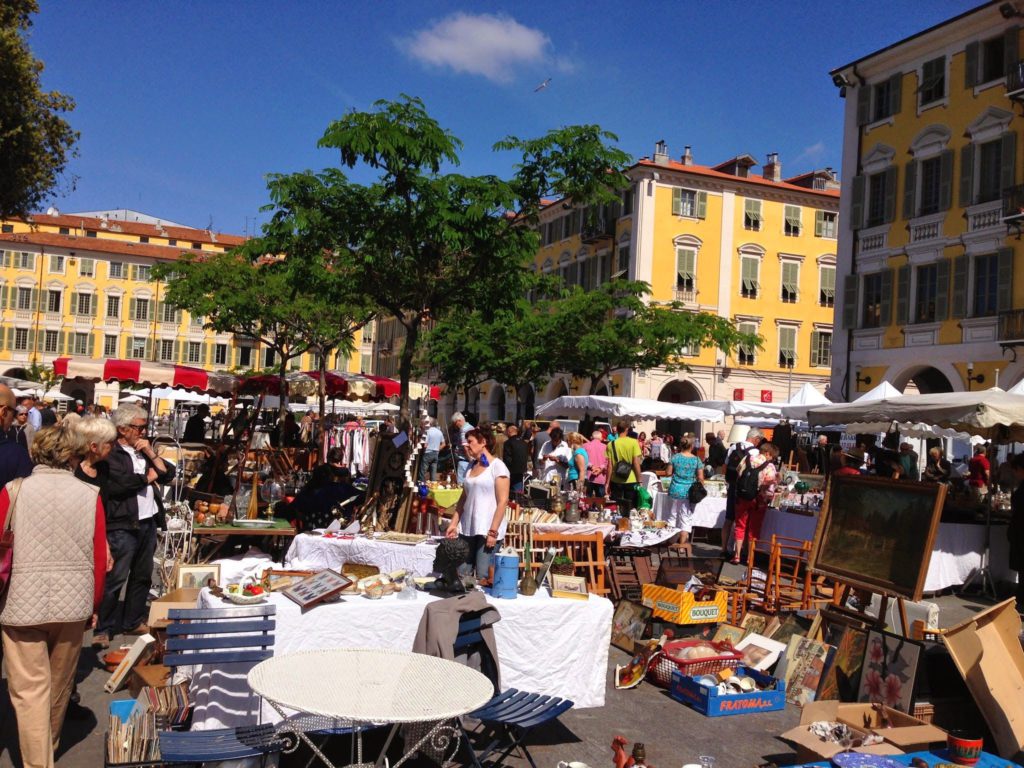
[0,423,107,768]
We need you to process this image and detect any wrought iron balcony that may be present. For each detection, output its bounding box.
[580,217,615,244]
[998,309,1024,341]
[1003,184,1024,222]
[1007,60,1024,98]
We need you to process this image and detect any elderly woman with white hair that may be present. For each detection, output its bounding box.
[91,405,175,650]
[72,416,119,506]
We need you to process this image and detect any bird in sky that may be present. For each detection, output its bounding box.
[534,78,551,92]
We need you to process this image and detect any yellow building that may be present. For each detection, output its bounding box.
[830,1,1024,396]
[0,209,368,406]
[474,143,839,427]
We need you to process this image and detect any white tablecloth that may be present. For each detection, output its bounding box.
[284,534,439,576]
[616,527,681,548]
[529,522,616,537]
[190,587,613,729]
[653,492,727,529]
[759,508,1013,593]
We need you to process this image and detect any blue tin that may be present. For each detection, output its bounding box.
[491,552,519,599]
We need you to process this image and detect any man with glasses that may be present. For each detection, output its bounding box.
[0,385,32,487]
[93,405,175,649]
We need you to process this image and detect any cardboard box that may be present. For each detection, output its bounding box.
[833,702,946,752]
[669,665,786,717]
[779,699,905,763]
[128,663,170,699]
[147,587,201,627]
[640,584,727,625]
[943,597,1024,761]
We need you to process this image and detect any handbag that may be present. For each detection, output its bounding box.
[0,478,26,598]
[687,480,708,505]
[610,441,632,483]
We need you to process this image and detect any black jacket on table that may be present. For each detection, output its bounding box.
[104,443,176,531]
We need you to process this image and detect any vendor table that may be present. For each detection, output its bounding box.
[284,533,439,576]
[759,507,1013,593]
[616,526,682,548]
[653,492,728,529]
[530,521,616,537]
[191,586,612,731]
[248,648,493,768]
[192,519,297,563]
[795,749,1018,767]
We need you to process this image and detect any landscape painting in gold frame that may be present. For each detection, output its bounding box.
[808,475,945,602]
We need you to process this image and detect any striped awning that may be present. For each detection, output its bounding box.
[53,357,239,396]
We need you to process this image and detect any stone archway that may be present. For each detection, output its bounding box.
[489,385,507,423]
[890,364,956,394]
[656,379,704,444]
[3,368,29,380]
[517,384,535,421]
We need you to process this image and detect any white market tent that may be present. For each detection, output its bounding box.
[689,399,782,418]
[535,395,723,422]
[128,387,227,404]
[779,383,832,421]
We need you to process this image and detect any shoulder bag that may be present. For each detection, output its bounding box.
[610,441,632,483]
[0,478,26,598]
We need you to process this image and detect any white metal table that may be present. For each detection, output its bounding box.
[247,648,494,768]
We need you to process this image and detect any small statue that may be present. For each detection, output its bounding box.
[610,736,653,768]
[431,537,472,594]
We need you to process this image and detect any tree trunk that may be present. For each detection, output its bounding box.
[317,345,329,455]
[397,318,420,427]
[278,353,289,425]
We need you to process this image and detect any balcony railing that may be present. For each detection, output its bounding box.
[998,309,1024,341]
[580,217,615,244]
[674,287,697,304]
[1003,184,1024,221]
[909,219,941,242]
[1007,60,1024,97]
[968,201,1002,231]
[860,231,887,252]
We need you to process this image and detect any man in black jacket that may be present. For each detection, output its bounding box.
[502,424,530,495]
[93,405,175,649]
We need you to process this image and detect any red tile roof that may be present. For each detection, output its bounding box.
[13,213,246,246]
[634,159,841,198]
[0,231,206,262]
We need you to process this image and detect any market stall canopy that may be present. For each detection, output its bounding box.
[361,374,440,401]
[779,383,832,421]
[806,387,1024,441]
[689,399,782,418]
[53,357,239,396]
[536,395,723,422]
[854,380,903,402]
[0,375,44,391]
[1007,378,1024,395]
[128,387,227,404]
[240,371,344,398]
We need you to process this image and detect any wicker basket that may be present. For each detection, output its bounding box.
[550,562,575,577]
[645,640,743,688]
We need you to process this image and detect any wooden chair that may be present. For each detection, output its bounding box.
[525,532,607,596]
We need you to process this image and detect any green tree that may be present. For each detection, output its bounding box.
[417,312,496,415]
[551,281,761,394]
[0,1,78,218]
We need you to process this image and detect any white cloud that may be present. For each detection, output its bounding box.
[795,141,827,165]
[400,13,557,84]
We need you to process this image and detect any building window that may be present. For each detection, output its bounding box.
[58,226,69,234]
[86,230,96,238]
[919,56,945,106]
[981,34,1007,84]
[76,293,92,316]
[737,322,757,365]
[872,77,895,122]
[671,188,706,219]
[915,264,938,323]
[918,155,943,215]
[188,341,202,364]
[159,339,175,362]
[103,335,118,357]
[0,225,11,233]
[614,245,629,279]
[780,261,799,303]
[977,139,1003,204]
[263,347,276,369]
[44,330,58,354]
[161,303,178,324]
[675,247,696,296]
[134,264,152,282]
[819,265,836,307]
[109,261,123,279]
[238,346,253,368]
[810,330,832,368]
[778,326,797,368]
[73,332,89,356]
[46,290,61,314]
[190,312,204,327]
[14,252,34,270]
[740,256,760,299]
[106,295,120,319]
[13,328,28,351]
[815,211,837,238]
[973,252,999,317]
[743,199,762,231]
[867,172,889,227]
[168,239,177,246]
[214,343,228,366]
[16,287,32,310]
[130,337,146,359]
[48,254,64,273]
[134,298,150,321]
[862,272,883,328]
[191,242,202,250]
[139,235,149,244]
[783,205,801,236]
[78,258,95,277]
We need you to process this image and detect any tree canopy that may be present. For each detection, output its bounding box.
[0,0,78,218]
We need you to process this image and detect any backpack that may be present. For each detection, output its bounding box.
[724,445,752,484]
[736,459,768,501]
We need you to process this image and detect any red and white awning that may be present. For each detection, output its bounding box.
[53,357,239,396]
[361,374,440,401]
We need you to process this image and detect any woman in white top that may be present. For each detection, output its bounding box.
[445,426,510,581]
[539,427,572,488]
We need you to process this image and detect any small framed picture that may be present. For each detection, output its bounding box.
[260,569,316,593]
[535,548,557,588]
[281,569,352,610]
[176,564,221,590]
[611,600,653,653]
[550,574,588,600]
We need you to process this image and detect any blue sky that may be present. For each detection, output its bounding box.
[29,0,977,234]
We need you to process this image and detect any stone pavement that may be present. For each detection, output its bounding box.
[0,592,999,767]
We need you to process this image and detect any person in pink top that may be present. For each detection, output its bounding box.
[583,431,608,497]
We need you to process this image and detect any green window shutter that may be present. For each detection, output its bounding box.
[173,340,181,362]
[951,255,968,319]
[1001,130,1017,196]
[842,275,858,329]
[879,269,893,326]
[782,262,799,293]
[965,41,980,88]
[175,307,183,323]
[814,209,824,236]
[5,327,12,351]
[90,294,97,316]
[850,175,865,230]
[938,149,954,211]
[672,188,682,216]
[810,331,821,367]
[27,329,34,355]
[87,332,95,357]
[0,251,7,268]
[959,144,975,207]
[902,161,917,220]
[48,254,59,272]
[896,265,910,325]
[29,288,37,311]
[696,191,707,219]
[883,165,898,223]
[156,300,164,322]
[0,285,7,309]
[144,338,152,360]
[203,343,211,365]
[998,246,1014,312]
[69,291,78,315]
[1005,26,1019,77]
[935,258,950,321]
[888,72,902,116]
[676,249,695,281]
[129,297,136,319]
[130,264,138,281]
[123,336,130,358]
[26,253,35,271]
[856,85,871,126]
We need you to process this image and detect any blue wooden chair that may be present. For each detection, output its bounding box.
[158,604,286,765]
[453,612,574,768]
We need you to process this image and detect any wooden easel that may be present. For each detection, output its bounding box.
[823,581,911,637]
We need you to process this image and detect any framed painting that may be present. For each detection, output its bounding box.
[856,628,922,713]
[281,569,352,610]
[176,564,221,590]
[610,600,653,653]
[809,475,945,601]
[817,623,869,703]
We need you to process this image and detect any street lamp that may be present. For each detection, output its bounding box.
[966,362,985,390]
[855,366,872,388]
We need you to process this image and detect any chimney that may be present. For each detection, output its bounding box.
[653,139,670,166]
[763,152,781,182]
[681,145,693,166]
